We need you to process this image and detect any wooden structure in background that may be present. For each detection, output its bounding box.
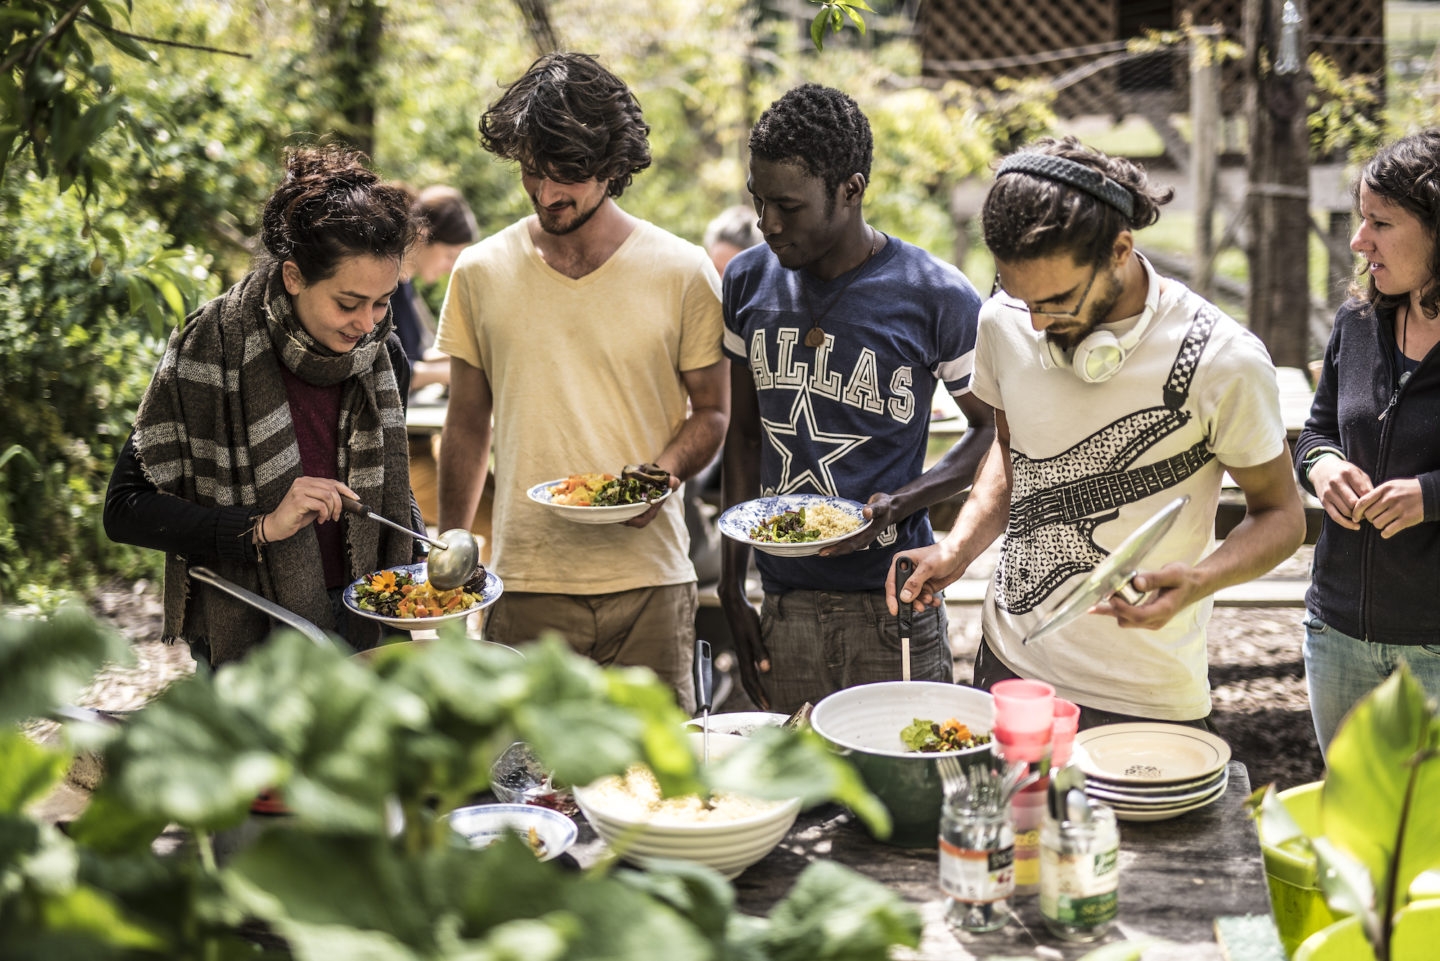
[918,0,1385,120]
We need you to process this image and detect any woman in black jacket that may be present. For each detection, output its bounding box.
[1294,130,1440,755]
[105,146,423,667]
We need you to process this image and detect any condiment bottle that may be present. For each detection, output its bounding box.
[1039,770,1119,942]
[989,679,1056,897]
[1010,775,1047,895]
[939,793,1014,933]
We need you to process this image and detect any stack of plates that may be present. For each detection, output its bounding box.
[1073,723,1232,822]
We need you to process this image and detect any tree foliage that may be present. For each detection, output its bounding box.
[3,0,1054,600]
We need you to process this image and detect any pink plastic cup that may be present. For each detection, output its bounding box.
[991,679,1055,763]
[1051,698,1081,766]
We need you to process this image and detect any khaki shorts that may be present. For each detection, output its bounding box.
[483,583,697,713]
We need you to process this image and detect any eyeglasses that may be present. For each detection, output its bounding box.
[990,266,1100,320]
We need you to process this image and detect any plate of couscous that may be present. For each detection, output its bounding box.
[717,494,871,557]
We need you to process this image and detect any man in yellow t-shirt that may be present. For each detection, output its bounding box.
[434,52,728,711]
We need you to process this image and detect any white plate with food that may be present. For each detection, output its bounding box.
[343,562,502,630]
[446,803,578,861]
[717,494,871,557]
[526,468,673,525]
[1073,723,1231,786]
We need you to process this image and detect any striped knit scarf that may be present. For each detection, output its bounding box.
[133,260,412,663]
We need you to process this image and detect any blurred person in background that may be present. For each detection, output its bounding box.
[704,204,764,277]
[1295,129,1440,755]
[393,184,479,394]
[105,146,423,667]
[435,52,728,711]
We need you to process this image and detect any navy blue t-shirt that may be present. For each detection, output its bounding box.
[722,233,982,593]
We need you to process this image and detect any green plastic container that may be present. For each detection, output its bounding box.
[1259,782,1343,958]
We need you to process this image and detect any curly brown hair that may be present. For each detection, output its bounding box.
[982,137,1173,266]
[1353,129,1440,318]
[478,52,651,198]
[260,145,417,282]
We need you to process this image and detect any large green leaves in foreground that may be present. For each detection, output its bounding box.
[5,608,917,959]
[1250,664,1440,959]
[1321,664,1440,951]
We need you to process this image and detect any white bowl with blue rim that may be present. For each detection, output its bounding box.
[717,493,871,557]
[343,562,503,631]
[526,476,672,525]
[446,802,578,861]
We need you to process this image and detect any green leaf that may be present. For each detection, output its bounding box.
[1323,665,1440,917]
[612,859,736,943]
[35,884,168,951]
[741,860,921,960]
[810,10,827,51]
[0,730,68,815]
[1314,836,1380,944]
[707,728,891,838]
[1076,937,1169,961]
[0,605,132,727]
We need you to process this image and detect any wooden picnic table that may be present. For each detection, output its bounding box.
[568,760,1273,960]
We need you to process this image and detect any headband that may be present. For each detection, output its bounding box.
[996,152,1136,219]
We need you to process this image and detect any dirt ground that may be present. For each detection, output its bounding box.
[71,549,1324,795]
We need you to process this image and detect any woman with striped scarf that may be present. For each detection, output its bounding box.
[105,146,423,666]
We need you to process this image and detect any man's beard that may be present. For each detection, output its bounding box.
[534,193,605,236]
[1045,270,1123,352]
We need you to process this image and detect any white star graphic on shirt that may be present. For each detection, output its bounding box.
[760,390,869,495]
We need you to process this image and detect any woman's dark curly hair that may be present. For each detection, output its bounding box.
[260,145,417,282]
[748,84,872,208]
[479,52,650,198]
[1352,129,1440,317]
[982,136,1173,266]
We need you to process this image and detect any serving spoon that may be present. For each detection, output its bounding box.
[340,496,479,591]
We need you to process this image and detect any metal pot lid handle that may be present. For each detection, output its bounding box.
[1024,494,1190,645]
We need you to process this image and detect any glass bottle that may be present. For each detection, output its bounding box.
[1039,802,1120,941]
[939,796,1015,933]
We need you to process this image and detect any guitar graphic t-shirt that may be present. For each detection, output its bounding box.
[971,254,1285,720]
[722,234,982,594]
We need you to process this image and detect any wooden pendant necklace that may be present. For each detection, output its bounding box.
[803,227,881,348]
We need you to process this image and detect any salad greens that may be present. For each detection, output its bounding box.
[749,509,820,543]
[900,717,992,753]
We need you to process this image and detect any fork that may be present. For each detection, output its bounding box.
[936,753,968,801]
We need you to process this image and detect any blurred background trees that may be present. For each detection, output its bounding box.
[2,0,1050,603]
[5,0,1432,602]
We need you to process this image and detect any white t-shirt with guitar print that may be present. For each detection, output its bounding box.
[971,254,1284,720]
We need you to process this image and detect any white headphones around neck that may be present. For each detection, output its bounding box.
[1042,253,1161,383]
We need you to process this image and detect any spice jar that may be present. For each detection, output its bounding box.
[1039,799,1119,941]
[939,795,1015,933]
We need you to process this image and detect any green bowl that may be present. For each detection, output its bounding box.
[810,681,995,848]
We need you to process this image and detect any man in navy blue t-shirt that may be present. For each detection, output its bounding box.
[719,84,995,712]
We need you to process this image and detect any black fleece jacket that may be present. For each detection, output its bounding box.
[1294,297,1440,645]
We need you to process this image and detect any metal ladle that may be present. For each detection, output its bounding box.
[340,496,479,591]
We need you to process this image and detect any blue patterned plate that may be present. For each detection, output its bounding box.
[343,561,503,631]
[526,477,672,525]
[717,494,871,557]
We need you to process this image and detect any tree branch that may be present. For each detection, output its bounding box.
[77,15,252,58]
[0,0,89,76]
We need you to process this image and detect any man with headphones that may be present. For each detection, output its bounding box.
[886,138,1306,728]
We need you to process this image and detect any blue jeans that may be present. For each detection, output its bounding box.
[1303,610,1440,757]
[759,589,952,715]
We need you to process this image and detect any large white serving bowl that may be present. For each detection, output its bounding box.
[810,681,996,847]
[571,732,802,880]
